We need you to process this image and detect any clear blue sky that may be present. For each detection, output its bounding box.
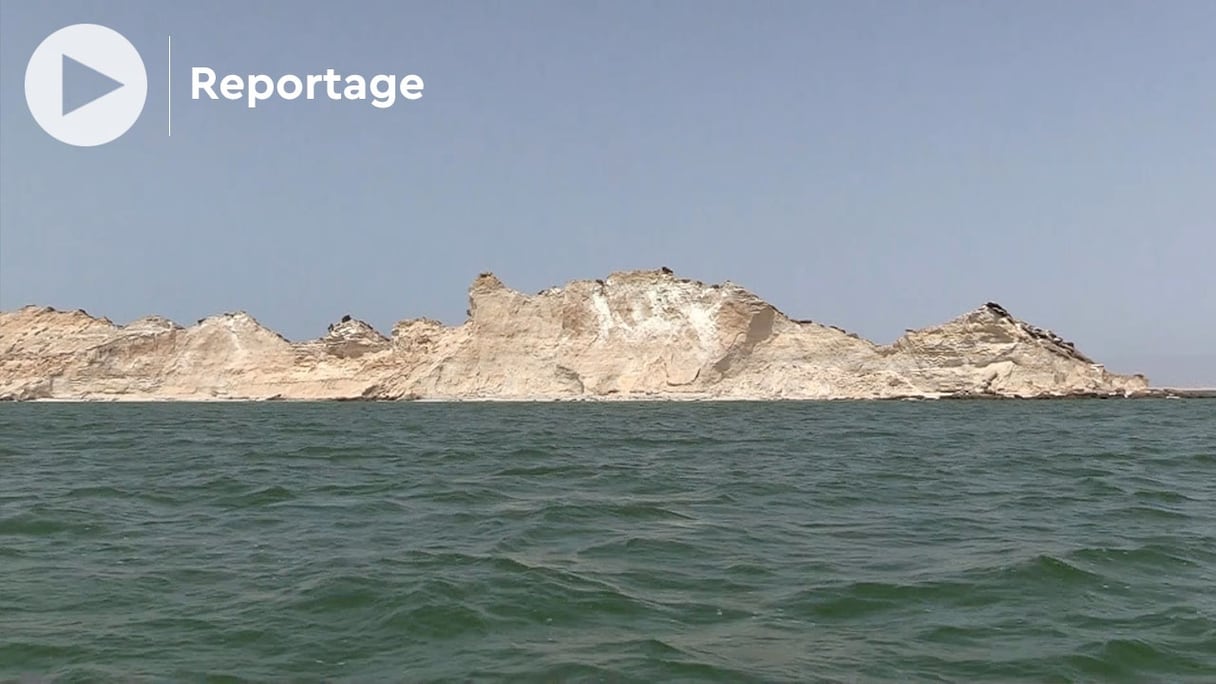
[1,1,1213,386]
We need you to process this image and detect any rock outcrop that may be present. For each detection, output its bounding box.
[0,269,1150,401]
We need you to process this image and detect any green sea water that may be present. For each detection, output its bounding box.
[1,400,1213,683]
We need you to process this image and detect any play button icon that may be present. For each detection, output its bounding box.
[25,24,147,147]
[62,54,127,116]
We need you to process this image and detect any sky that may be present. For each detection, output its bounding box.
[1,1,1213,387]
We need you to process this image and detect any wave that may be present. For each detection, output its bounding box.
[1063,637,1212,680]
[0,510,105,537]
[1069,543,1204,570]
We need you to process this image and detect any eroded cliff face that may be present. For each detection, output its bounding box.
[0,269,1149,401]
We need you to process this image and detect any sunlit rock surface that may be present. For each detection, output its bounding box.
[0,269,1150,401]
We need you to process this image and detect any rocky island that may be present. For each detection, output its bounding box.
[0,269,1151,401]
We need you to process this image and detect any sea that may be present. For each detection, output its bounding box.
[1,400,1213,683]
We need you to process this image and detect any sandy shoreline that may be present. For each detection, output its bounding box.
[10,388,1214,403]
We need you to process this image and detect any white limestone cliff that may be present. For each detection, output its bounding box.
[0,269,1150,401]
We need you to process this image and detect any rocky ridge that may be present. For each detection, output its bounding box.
[0,269,1150,401]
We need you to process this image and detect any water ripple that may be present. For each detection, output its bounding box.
[0,399,1213,682]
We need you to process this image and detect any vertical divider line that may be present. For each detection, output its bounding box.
[168,34,172,137]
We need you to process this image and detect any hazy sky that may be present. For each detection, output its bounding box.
[1,1,1213,386]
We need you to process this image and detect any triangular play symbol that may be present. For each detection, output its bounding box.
[62,54,125,116]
